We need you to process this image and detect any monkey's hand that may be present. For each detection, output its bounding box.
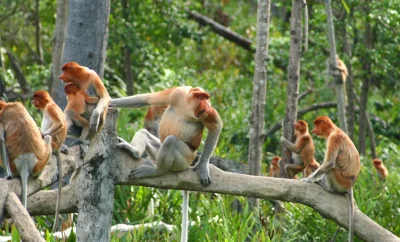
[280,136,286,143]
[89,109,101,133]
[193,162,211,187]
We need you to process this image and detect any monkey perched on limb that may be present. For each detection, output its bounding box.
[302,116,360,242]
[64,83,99,143]
[372,158,388,180]
[0,101,52,208]
[110,86,222,242]
[280,120,317,179]
[335,55,348,84]
[32,90,68,230]
[144,105,167,137]
[58,62,110,138]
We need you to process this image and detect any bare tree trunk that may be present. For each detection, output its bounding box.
[358,1,373,155]
[6,51,30,94]
[343,32,355,141]
[60,0,111,240]
[247,0,271,209]
[121,0,134,95]
[35,0,44,62]
[49,0,68,98]
[0,43,6,96]
[280,0,303,177]
[324,0,347,133]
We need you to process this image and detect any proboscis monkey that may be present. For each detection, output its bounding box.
[0,101,52,208]
[304,159,320,177]
[0,101,12,180]
[110,86,222,242]
[58,62,110,136]
[302,116,360,242]
[64,83,99,143]
[32,90,67,230]
[268,156,281,178]
[144,105,167,137]
[336,55,348,84]
[372,158,388,180]
[280,120,317,179]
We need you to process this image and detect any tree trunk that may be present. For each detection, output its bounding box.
[49,0,68,98]
[280,0,303,177]
[247,0,271,209]
[56,0,110,109]
[358,1,373,155]
[35,0,44,63]
[60,0,111,240]
[6,51,30,94]
[121,0,134,95]
[324,0,347,133]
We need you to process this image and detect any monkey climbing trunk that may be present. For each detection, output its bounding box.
[324,0,347,133]
[247,0,271,209]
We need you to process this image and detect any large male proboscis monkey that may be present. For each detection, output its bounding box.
[302,116,360,242]
[110,86,222,242]
[0,101,52,208]
[64,83,99,143]
[58,62,110,136]
[32,90,67,230]
[280,120,317,179]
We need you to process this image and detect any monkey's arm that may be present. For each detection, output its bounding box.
[42,122,63,137]
[83,92,100,104]
[302,137,339,182]
[0,124,12,179]
[110,88,176,108]
[280,136,308,154]
[194,110,222,186]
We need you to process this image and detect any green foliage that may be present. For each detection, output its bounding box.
[0,0,400,241]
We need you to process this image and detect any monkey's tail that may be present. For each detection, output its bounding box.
[14,153,37,208]
[348,187,354,242]
[181,190,189,242]
[53,150,62,231]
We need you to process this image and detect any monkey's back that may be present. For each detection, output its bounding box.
[2,102,50,175]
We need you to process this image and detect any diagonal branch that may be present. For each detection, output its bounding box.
[187,11,254,52]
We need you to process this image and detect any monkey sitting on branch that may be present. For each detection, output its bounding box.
[302,116,360,242]
[110,86,222,242]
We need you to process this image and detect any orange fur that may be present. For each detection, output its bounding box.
[32,90,67,150]
[372,158,388,180]
[268,156,281,178]
[336,55,348,83]
[0,101,51,176]
[304,159,320,177]
[59,62,110,133]
[144,105,168,137]
[281,120,316,178]
[312,116,360,191]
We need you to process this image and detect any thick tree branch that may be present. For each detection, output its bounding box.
[5,192,45,242]
[187,11,254,52]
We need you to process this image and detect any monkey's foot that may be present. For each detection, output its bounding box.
[129,165,158,180]
[193,162,211,187]
[300,178,312,183]
[60,144,69,154]
[5,175,12,180]
[79,143,89,159]
[116,138,141,159]
[71,139,90,146]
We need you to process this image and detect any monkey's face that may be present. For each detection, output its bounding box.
[32,90,50,109]
[271,156,281,167]
[188,87,212,119]
[312,116,333,138]
[294,120,308,135]
[64,84,79,95]
[372,159,382,168]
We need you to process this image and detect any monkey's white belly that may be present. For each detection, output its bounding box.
[41,115,52,132]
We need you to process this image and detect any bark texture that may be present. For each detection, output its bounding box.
[324,0,347,132]
[280,0,303,176]
[50,0,68,99]
[247,0,271,209]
